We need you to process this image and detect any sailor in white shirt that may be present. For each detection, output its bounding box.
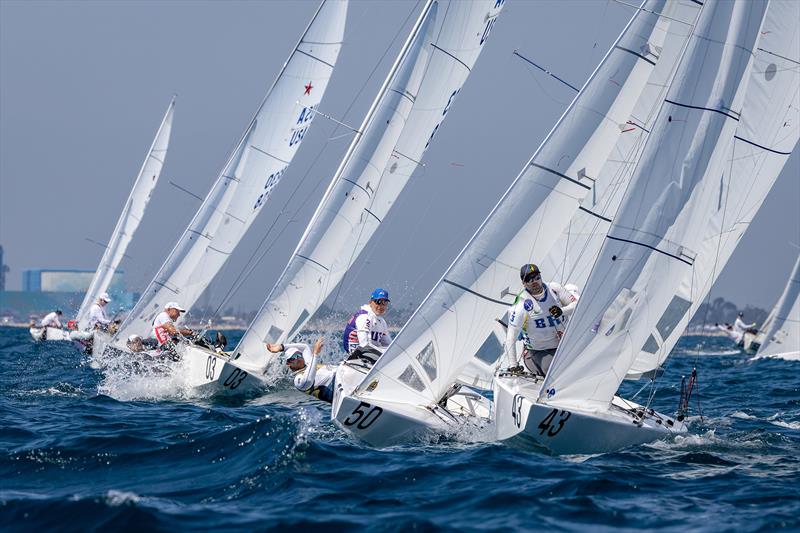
[342,288,392,359]
[87,293,112,330]
[267,338,337,403]
[40,310,63,328]
[503,264,579,376]
[716,322,743,345]
[734,312,758,336]
[152,302,193,346]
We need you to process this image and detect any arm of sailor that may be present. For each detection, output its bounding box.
[355,313,377,349]
[554,284,579,317]
[503,304,524,367]
[293,340,323,392]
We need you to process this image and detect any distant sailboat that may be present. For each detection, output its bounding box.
[753,254,800,361]
[101,0,347,359]
[29,97,176,342]
[332,0,680,447]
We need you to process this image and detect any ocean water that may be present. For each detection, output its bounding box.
[1,326,798,531]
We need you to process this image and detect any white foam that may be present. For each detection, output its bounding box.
[105,490,141,506]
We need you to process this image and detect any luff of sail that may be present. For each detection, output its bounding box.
[234,0,506,369]
[76,97,176,330]
[627,0,800,376]
[354,0,669,409]
[757,254,800,359]
[540,0,769,411]
[113,0,347,344]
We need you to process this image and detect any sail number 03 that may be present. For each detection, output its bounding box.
[343,401,383,430]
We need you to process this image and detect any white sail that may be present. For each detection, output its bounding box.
[540,0,769,411]
[234,0,505,368]
[626,0,800,376]
[757,254,800,359]
[76,97,175,330]
[113,0,347,343]
[353,0,669,408]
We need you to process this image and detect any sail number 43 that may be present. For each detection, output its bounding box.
[538,408,571,437]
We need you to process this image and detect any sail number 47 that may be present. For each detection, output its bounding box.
[538,408,571,437]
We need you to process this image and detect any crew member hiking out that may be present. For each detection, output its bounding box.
[267,338,337,403]
[502,264,579,376]
[342,288,392,361]
[152,302,193,347]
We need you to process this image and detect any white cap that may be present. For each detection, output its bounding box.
[127,334,141,342]
[165,301,186,312]
[99,292,111,302]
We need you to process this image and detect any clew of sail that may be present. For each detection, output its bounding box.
[355,0,670,408]
[757,254,800,359]
[234,0,505,369]
[113,0,347,344]
[76,97,176,330]
[540,0,769,411]
[627,0,800,376]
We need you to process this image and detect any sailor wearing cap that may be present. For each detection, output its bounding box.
[503,264,579,376]
[152,301,193,346]
[40,309,63,329]
[733,311,758,338]
[342,288,392,359]
[87,292,113,330]
[266,338,337,403]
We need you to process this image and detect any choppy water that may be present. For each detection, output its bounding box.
[1,326,798,531]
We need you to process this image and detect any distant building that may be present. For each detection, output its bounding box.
[0,245,8,291]
[0,269,135,323]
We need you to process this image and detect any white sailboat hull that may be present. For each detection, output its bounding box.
[752,350,800,362]
[331,361,491,447]
[493,374,686,455]
[178,344,266,396]
[29,327,71,342]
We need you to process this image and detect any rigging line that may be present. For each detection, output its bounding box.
[512,50,580,93]
[207,0,424,322]
[308,105,362,134]
[84,238,134,261]
[168,180,204,202]
[610,0,697,26]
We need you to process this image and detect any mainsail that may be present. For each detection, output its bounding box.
[353,0,669,407]
[233,0,506,368]
[626,0,800,376]
[76,97,176,330]
[757,254,800,359]
[113,0,347,343]
[541,0,769,411]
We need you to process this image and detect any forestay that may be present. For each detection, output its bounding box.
[355,0,668,407]
[757,254,800,358]
[627,0,800,376]
[114,0,347,343]
[234,0,505,368]
[76,97,175,330]
[541,0,769,411]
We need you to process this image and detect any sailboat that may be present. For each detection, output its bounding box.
[98,0,347,361]
[29,97,176,343]
[332,0,682,446]
[181,0,506,396]
[753,254,800,361]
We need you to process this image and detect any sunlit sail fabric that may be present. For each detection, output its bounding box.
[76,97,175,330]
[541,0,769,410]
[757,254,800,359]
[114,1,347,343]
[234,0,506,369]
[355,0,669,407]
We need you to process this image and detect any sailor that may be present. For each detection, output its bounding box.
[127,334,144,353]
[342,288,392,360]
[502,264,579,376]
[152,302,193,346]
[266,338,337,403]
[40,309,63,329]
[87,293,113,330]
[734,312,758,336]
[716,322,743,345]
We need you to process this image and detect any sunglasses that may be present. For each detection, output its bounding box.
[523,274,542,283]
[372,299,389,305]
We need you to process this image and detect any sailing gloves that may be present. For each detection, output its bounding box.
[549,305,563,318]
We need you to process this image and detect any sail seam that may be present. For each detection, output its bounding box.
[442,279,512,306]
[606,235,694,265]
[734,134,793,156]
[530,163,591,190]
[187,230,211,240]
[664,99,740,121]
[296,254,329,271]
[148,154,165,164]
[389,88,415,105]
[578,206,613,222]
[430,43,471,72]
[614,45,656,66]
[249,145,291,165]
[295,48,335,69]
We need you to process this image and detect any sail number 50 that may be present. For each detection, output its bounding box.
[538,408,571,437]
[343,401,383,430]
